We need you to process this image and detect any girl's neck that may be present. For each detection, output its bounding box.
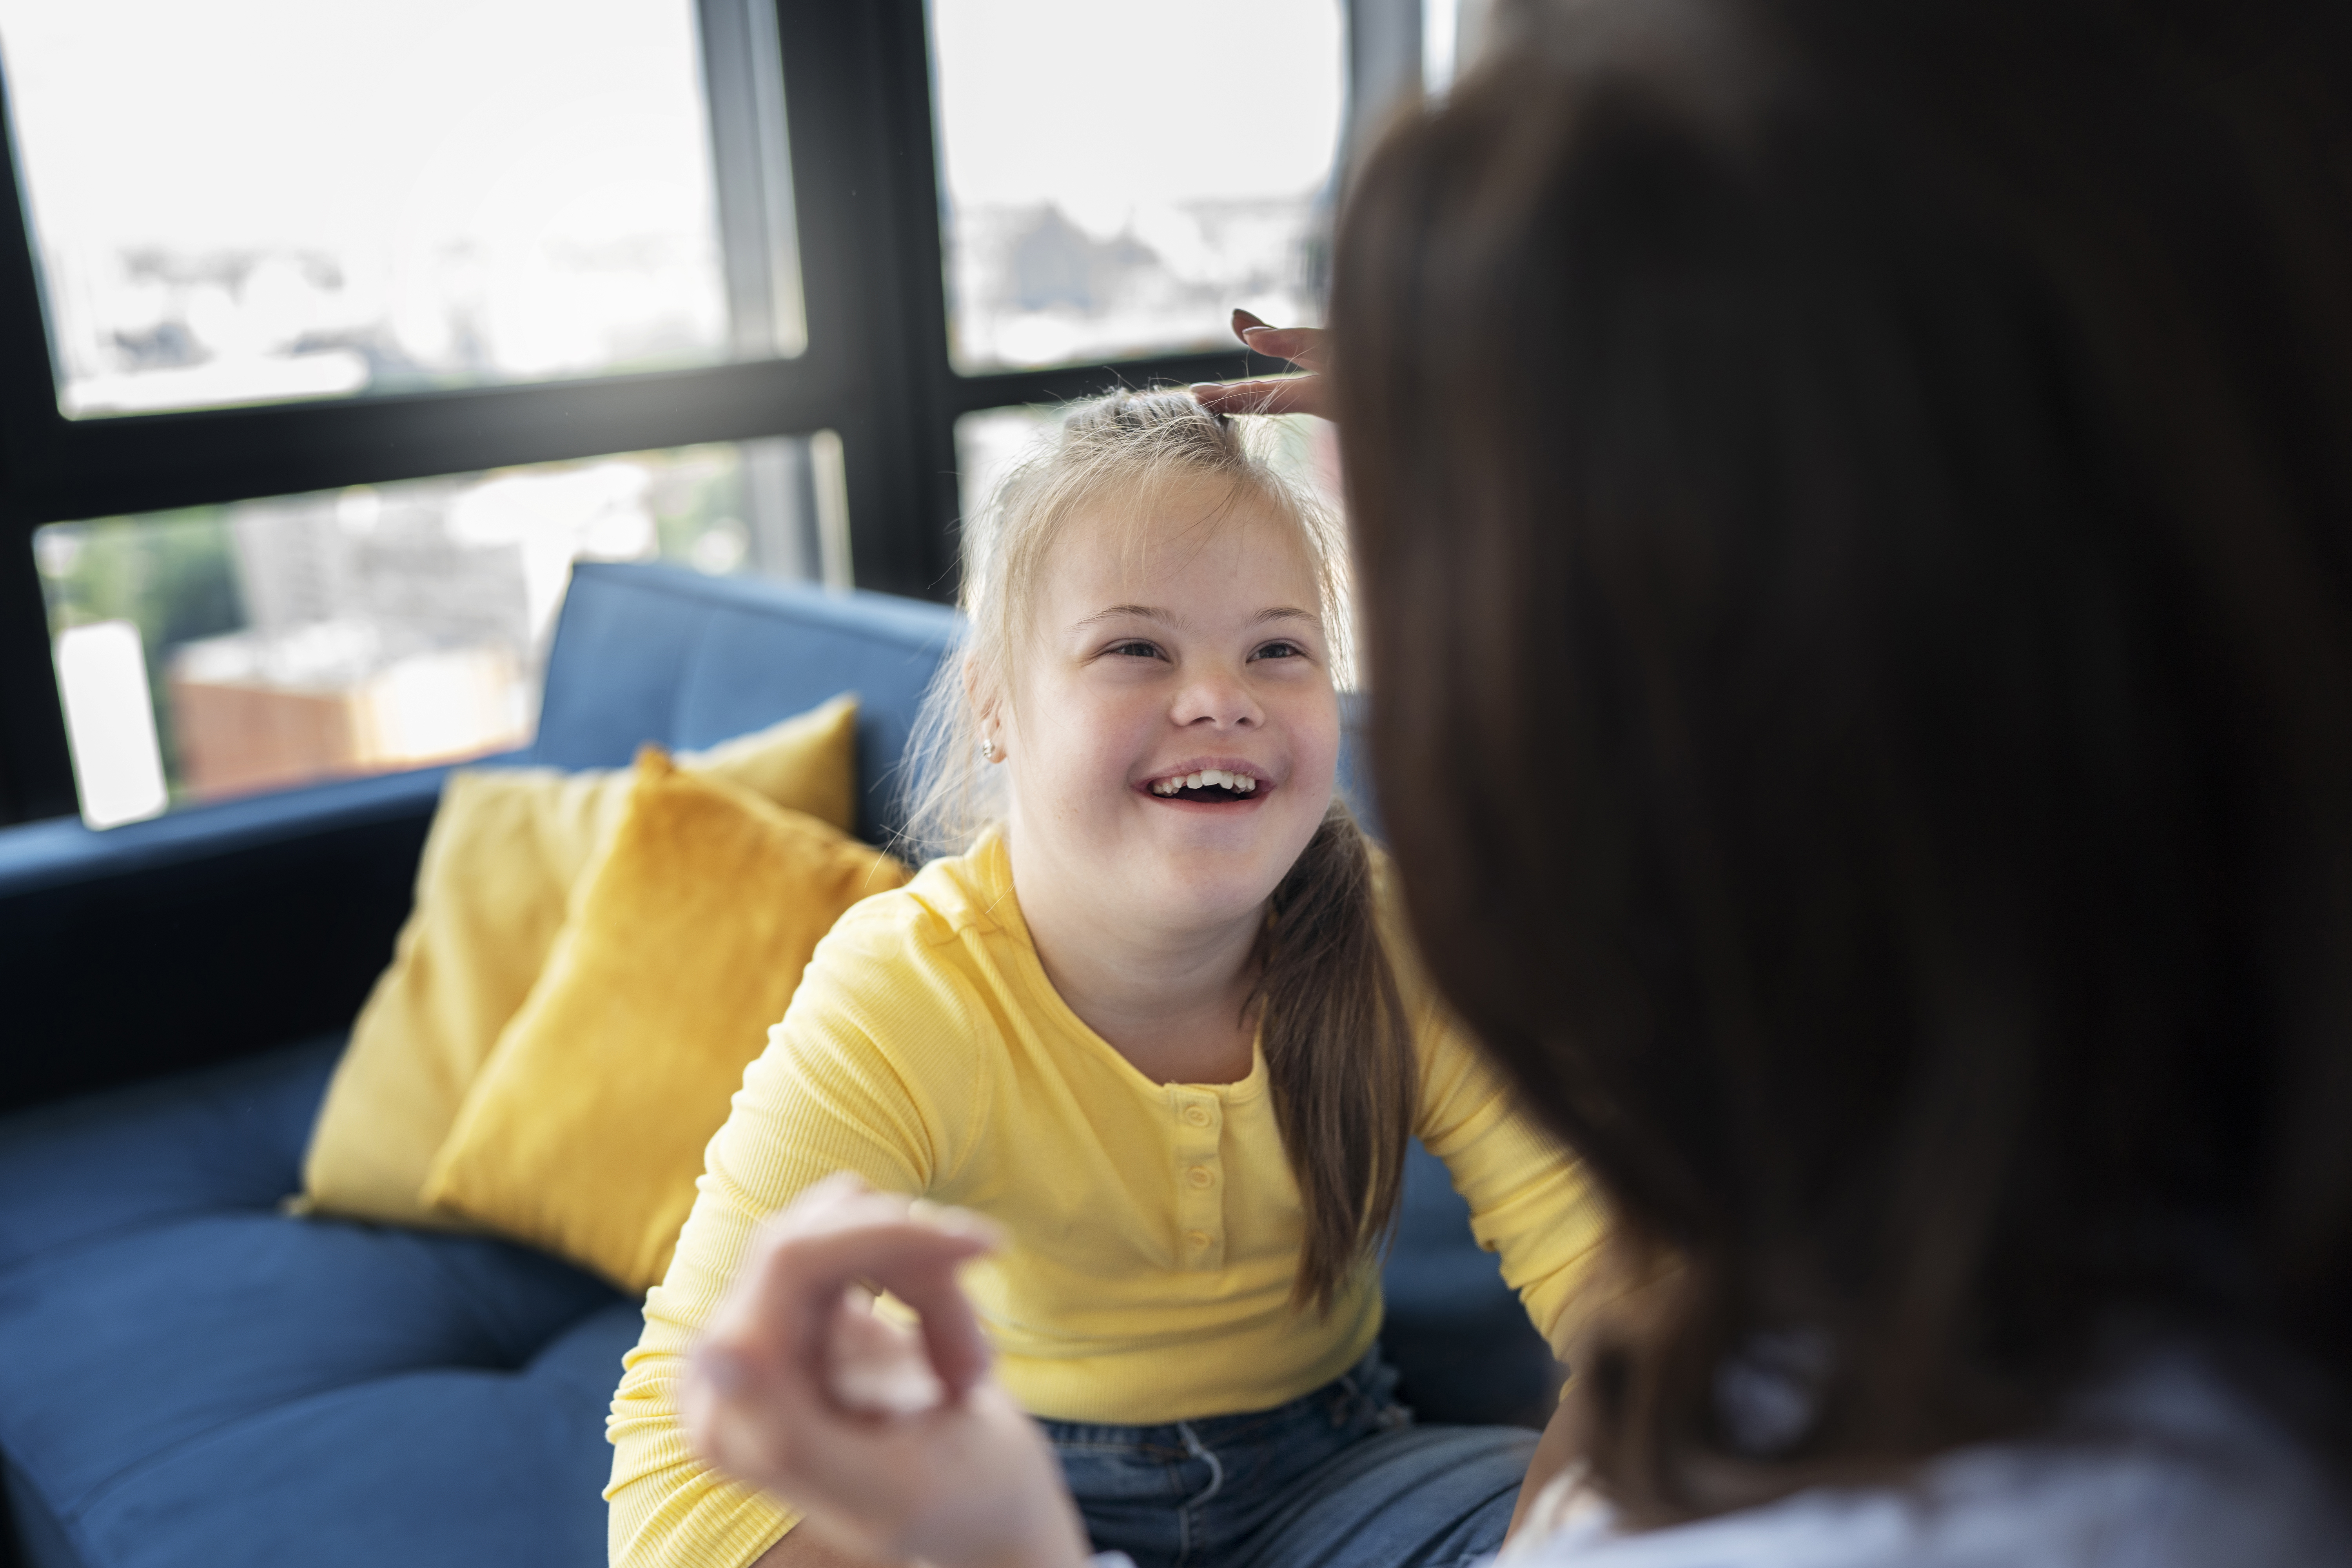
[1003,828,1261,1087]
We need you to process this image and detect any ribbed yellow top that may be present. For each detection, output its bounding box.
[606,833,1606,1568]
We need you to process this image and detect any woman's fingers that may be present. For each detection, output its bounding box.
[724,1179,1000,1404]
[1191,375,1332,419]
[1231,309,1327,371]
[1194,311,1332,418]
[681,1176,1090,1568]
[828,1289,945,1416]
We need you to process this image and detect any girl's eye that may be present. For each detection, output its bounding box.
[1107,640,1163,660]
[1254,641,1306,661]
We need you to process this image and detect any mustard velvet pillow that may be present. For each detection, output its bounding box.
[298,694,861,1229]
[419,748,909,1293]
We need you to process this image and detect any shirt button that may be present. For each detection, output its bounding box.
[1185,1165,1215,1189]
[1182,1105,1214,1128]
[1186,1230,1212,1249]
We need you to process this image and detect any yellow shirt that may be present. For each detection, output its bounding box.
[607,833,1606,1568]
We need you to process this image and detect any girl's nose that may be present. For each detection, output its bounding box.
[1171,665,1262,730]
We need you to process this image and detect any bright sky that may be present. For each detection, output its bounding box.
[0,0,1344,261]
[930,0,1344,216]
[0,0,715,260]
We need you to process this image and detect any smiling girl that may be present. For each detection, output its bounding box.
[606,393,1607,1568]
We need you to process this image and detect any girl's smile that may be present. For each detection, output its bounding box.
[1139,756,1270,803]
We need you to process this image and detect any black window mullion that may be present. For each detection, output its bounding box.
[0,508,73,824]
[764,0,959,603]
[0,74,873,538]
[0,68,79,822]
[874,0,964,601]
[0,359,858,535]
[944,349,1293,420]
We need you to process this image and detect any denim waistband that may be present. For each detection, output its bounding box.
[1035,1346,1397,1451]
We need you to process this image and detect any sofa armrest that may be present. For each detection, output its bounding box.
[0,762,494,1116]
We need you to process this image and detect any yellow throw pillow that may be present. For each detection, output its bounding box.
[297,694,860,1229]
[419,748,908,1293]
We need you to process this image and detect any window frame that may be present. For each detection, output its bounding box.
[0,0,1331,826]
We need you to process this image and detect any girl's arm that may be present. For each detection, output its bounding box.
[1378,851,1612,1359]
[1414,1029,1612,1355]
[610,912,991,1568]
[748,1528,889,1568]
[1417,1040,1608,1543]
[1390,865,1609,1535]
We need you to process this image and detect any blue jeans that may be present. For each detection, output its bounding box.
[1040,1352,1537,1568]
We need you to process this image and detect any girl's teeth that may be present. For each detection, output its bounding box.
[1148,770,1260,795]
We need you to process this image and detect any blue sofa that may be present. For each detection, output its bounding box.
[0,563,1559,1568]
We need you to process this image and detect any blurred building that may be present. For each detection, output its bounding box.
[947,196,1320,371]
[164,464,661,798]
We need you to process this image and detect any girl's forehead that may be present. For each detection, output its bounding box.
[1047,478,1318,599]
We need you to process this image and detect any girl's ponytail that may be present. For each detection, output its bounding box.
[1256,799,1418,1312]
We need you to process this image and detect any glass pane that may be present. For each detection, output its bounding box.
[33,433,848,825]
[0,0,803,419]
[929,0,1343,373]
[1424,0,1499,96]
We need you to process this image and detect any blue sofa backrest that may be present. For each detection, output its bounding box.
[534,564,964,846]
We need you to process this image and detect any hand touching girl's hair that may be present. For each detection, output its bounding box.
[1192,309,1332,419]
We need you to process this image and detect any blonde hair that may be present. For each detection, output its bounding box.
[898,389,1414,1313]
[900,390,1352,862]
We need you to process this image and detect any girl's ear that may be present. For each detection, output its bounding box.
[962,654,1007,763]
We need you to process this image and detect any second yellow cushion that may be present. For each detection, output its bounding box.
[298,693,861,1229]
[419,747,908,1294]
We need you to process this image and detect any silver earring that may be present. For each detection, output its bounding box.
[979,738,995,760]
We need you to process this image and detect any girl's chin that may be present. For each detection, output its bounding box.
[1140,877,1290,933]
[1117,828,1314,911]
[1134,806,1298,857]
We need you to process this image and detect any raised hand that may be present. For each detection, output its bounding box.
[1191,309,1332,420]
[682,1174,1091,1568]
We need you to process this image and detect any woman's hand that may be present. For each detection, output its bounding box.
[1191,309,1331,419]
[683,1175,1092,1568]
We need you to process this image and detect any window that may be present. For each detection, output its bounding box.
[928,0,1344,373]
[0,0,800,420]
[0,2,1390,829]
[34,435,846,823]
[1423,0,1497,98]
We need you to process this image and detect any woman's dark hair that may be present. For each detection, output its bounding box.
[1334,0,2352,1518]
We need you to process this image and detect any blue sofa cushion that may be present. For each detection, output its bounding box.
[0,1040,339,1271]
[1383,1143,1565,1429]
[533,565,962,846]
[0,1045,621,1567]
[64,1303,642,1568]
